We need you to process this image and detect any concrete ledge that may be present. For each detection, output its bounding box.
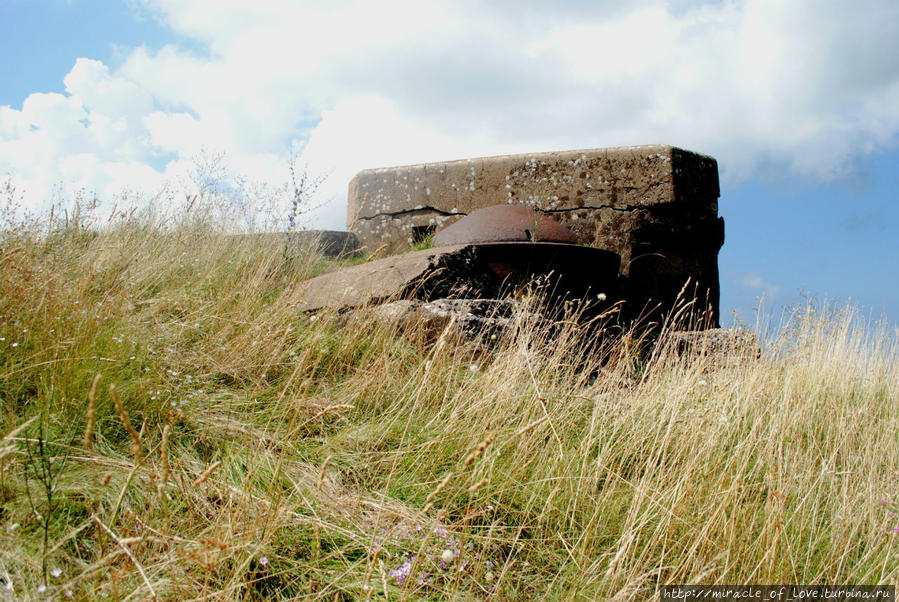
[670,328,761,364]
[289,242,620,313]
[290,230,362,258]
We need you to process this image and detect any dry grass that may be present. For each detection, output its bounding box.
[0,207,897,600]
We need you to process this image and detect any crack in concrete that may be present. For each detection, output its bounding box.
[356,206,469,221]
[358,199,664,222]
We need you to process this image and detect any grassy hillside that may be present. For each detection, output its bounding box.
[1,209,897,600]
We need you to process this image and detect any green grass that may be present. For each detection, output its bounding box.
[0,207,897,599]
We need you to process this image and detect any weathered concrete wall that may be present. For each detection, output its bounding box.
[347,144,724,322]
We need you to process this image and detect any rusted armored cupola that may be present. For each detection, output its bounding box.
[431,204,580,245]
[429,204,620,302]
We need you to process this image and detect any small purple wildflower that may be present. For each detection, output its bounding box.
[892,527,899,533]
[389,558,412,585]
[259,556,269,566]
[879,499,889,505]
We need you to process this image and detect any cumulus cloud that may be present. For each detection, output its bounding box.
[1,0,898,226]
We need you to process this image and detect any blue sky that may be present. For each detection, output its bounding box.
[0,1,194,105]
[1,0,897,326]
[720,161,899,325]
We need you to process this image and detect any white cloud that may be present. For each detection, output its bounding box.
[739,272,781,299]
[1,0,898,226]
[144,111,208,155]
[298,95,523,229]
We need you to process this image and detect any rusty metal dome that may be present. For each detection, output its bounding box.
[433,204,579,246]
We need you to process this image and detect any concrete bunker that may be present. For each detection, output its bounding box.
[341,144,724,325]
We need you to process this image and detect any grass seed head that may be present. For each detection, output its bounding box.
[110,383,142,464]
[83,372,102,450]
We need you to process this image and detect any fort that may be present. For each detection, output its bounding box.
[295,144,725,330]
